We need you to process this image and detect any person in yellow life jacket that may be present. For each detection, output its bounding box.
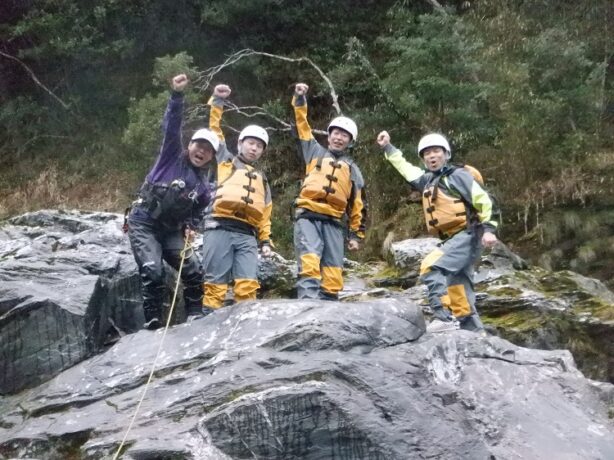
[201,84,273,311]
[376,130,498,333]
[292,82,367,300]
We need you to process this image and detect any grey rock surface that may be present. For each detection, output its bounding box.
[389,237,439,270]
[384,237,614,383]
[0,210,142,395]
[0,210,296,395]
[0,298,613,459]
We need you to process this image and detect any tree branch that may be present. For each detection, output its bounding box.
[223,103,292,129]
[195,49,341,114]
[424,0,445,11]
[186,102,327,136]
[0,50,70,109]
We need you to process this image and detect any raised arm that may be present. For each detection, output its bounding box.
[147,75,188,180]
[377,130,427,190]
[207,84,232,161]
[207,84,231,140]
[291,83,321,164]
[292,83,313,141]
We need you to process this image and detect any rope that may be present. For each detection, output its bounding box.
[112,235,193,459]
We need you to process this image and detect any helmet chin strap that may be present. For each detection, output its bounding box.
[236,142,245,158]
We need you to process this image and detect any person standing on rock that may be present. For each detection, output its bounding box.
[128,74,218,330]
[291,83,367,300]
[200,83,273,311]
[376,130,497,332]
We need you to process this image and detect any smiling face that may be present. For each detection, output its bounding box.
[238,137,265,163]
[327,128,352,152]
[187,140,215,168]
[420,146,448,172]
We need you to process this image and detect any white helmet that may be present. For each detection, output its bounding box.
[191,128,220,153]
[327,116,358,141]
[239,125,269,147]
[417,133,451,159]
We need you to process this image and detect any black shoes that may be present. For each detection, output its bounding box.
[186,307,215,322]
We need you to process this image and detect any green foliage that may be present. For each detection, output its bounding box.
[467,2,603,185]
[152,52,197,89]
[2,0,614,284]
[378,8,494,149]
[536,209,614,277]
[122,92,169,159]
[123,53,202,156]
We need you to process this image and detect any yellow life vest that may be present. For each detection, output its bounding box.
[299,155,352,213]
[422,164,487,239]
[213,161,266,227]
[422,186,468,239]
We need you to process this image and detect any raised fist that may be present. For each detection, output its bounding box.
[172,74,189,92]
[376,130,391,148]
[295,83,309,96]
[213,84,231,99]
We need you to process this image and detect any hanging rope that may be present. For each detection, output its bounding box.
[112,235,193,459]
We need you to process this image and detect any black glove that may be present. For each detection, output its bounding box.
[432,306,455,322]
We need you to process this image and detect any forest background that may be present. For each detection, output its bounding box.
[1,0,613,288]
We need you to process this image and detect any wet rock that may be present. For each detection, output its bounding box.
[384,236,614,384]
[372,270,419,289]
[478,267,614,383]
[0,210,142,395]
[258,252,296,298]
[0,299,612,459]
[389,237,438,270]
[0,210,304,395]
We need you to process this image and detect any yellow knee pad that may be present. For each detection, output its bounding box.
[203,283,228,309]
[234,278,259,302]
[299,253,321,279]
[321,266,343,294]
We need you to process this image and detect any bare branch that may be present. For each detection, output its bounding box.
[194,49,341,114]
[186,102,327,137]
[424,0,445,11]
[0,50,70,109]
[224,102,291,128]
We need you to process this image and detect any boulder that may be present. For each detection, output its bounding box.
[381,237,614,383]
[0,210,297,395]
[477,267,614,383]
[389,237,439,270]
[0,210,142,394]
[0,299,612,459]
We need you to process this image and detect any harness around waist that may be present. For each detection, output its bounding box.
[138,180,195,222]
[300,156,351,211]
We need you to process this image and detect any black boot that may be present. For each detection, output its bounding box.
[143,317,163,330]
[143,303,163,331]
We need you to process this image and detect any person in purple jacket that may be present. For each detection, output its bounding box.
[128,74,218,330]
